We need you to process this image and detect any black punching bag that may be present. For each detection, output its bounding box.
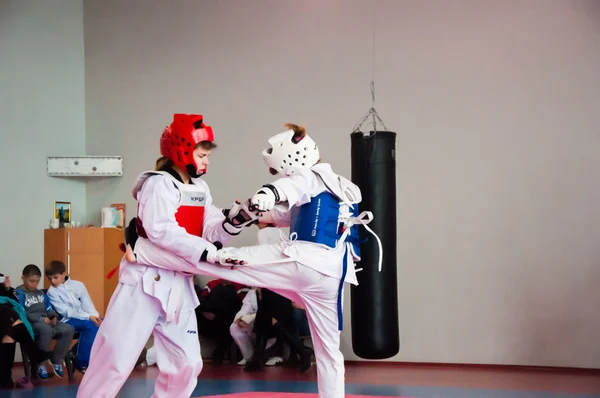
[350,130,399,359]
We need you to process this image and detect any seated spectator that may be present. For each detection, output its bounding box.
[0,273,46,389]
[229,288,278,366]
[245,288,313,373]
[45,260,101,374]
[195,279,248,364]
[14,265,74,380]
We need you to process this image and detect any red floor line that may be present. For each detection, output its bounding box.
[344,360,600,375]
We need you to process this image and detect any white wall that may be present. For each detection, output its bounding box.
[0,0,86,361]
[0,0,86,284]
[83,0,600,368]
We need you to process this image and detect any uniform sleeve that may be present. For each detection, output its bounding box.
[199,180,239,244]
[270,168,325,210]
[77,282,99,318]
[267,207,291,227]
[234,289,256,322]
[137,175,213,264]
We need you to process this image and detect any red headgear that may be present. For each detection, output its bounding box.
[160,114,214,177]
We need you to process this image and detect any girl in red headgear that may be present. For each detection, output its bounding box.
[76,114,252,398]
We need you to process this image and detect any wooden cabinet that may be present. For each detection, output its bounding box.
[43,228,124,317]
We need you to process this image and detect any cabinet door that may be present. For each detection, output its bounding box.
[68,228,103,255]
[44,229,67,289]
[68,253,106,317]
[44,229,67,264]
[102,229,124,314]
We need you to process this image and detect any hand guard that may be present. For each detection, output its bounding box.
[200,245,246,266]
[250,184,280,212]
[222,199,260,235]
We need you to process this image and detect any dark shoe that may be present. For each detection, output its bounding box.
[283,352,301,368]
[272,323,313,372]
[244,334,268,372]
[243,356,264,372]
[298,347,313,372]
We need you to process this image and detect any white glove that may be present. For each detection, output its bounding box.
[201,245,246,266]
[200,242,219,264]
[222,199,260,235]
[250,184,280,212]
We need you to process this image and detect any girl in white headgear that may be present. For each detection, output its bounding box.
[131,123,382,398]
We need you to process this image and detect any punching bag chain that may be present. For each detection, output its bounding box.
[352,104,388,136]
[352,1,388,136]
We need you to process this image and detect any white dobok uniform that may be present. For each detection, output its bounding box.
[133,163,379,398]
[76,170,236,398]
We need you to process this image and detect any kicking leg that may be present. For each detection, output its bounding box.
[134,237,293,279]
[135,237,300,292]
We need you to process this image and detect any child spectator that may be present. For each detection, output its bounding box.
[1,272,46,389]
[14,265,74,379]
[229,288,279,366]
[45,260,101,374]
[194,278,247,365]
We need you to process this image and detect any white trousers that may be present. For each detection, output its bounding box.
[76,281,203,398]
[230,321,255,360]
[229,321,276,360]
[135,239,345,398]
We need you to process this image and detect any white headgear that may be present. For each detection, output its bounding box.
[262,129,320,175]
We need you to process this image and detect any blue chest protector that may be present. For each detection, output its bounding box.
[289,191,361,256]
[289,191,362,331]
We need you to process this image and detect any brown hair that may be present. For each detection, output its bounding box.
[45,260,66,277]
[196,140,217,150]
[284,123,307,143]
[155,141,217,171]
[155,156,173,171]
